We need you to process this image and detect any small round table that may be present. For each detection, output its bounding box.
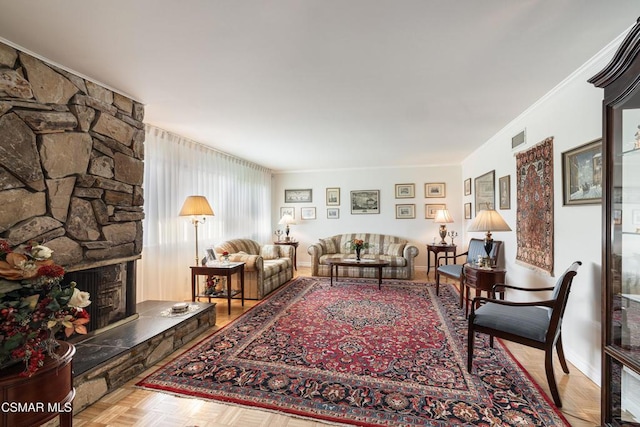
[463,264,507,318]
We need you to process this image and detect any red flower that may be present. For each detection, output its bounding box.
[38,264,65,278]
[222,251,229,256]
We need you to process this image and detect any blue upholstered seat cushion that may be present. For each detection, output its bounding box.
[437,264,463,278]
[473,302,550,343]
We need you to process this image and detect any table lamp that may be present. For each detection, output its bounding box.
[433,209,454,245]
[179,195,214,266]
[467,209,511,261]
[278,214,296,241]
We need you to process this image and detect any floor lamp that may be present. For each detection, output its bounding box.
[179,195,215,267]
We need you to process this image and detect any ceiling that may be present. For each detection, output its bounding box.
[0,1,638,172]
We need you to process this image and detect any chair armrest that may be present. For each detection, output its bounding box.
[307,243,325,259]
[492,283,555,293]
[470,296,554,316]
[436,251,468,266]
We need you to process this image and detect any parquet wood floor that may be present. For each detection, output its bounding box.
[72,268,600,426]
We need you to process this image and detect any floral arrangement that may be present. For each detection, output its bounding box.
[346,239,370,251]
[204,275,221,295]
[0,239,91,376]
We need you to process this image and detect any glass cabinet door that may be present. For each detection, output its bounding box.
[606,101,640,426]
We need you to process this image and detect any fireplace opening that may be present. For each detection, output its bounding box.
[62,260,137,339]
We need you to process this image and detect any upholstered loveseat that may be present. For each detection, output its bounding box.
[214,239,294,299]
[307,233,419,279]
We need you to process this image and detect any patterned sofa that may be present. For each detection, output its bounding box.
[307,233,419,279]
[214,239,294,299]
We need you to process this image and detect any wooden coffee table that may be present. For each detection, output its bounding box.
[327,259,390,290]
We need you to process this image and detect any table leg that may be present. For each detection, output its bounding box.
[330,265,334,286]
[240,268,245,307]
[191,271,197,302]
[427,250,432,274]
[226,272,232,315]
[378,265,382,290]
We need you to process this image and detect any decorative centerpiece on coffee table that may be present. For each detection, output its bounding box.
[346,239,370,261]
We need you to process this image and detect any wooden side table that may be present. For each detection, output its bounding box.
[191,263,245,315]
[426,243,456,274]
[0,341,75,427]
[463,264,506,318]
[273,241,299,270]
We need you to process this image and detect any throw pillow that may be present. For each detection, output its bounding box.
[320,238,337,254]
[387,243,406,257]
[261,245,280,260]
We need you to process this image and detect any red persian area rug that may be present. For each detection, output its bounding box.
[516,136,554,275]
[137,277,568,426]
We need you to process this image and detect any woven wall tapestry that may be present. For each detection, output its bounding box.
[516,137,554,275]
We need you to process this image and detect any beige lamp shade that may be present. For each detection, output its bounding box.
[433,209,454,223]
[278,214,296,225]
[467,209,511,233]
[179,195,214,217]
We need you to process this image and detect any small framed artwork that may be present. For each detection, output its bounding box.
[280,206,295,219]
[327,208,340,219]
[464,203,472,219]
[351,190,380,214]
[474,170,495,215]
[395,183,415,199]
[326,187,340,206]
[395,204,415,219]
[301,207,316,220]
[285,189,313,203]
[561,138,602,205]
[499,175,511,210]
[425,203,446,219]
[613,209,622,225]
[464,178,471,196]
[425,182,446,198]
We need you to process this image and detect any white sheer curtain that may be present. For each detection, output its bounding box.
[138,125,272,302]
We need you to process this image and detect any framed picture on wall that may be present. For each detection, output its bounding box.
[395,184,415,199]
[464,203,472,219]
[326,187,340,205]
[285,189,312,203]
[280,207,294,219]
[474,170,495,215]
[499,175,511,209]
[327,208,339,219]
[561,138,602,205]
[395,204,415,219]
[464,178,471,196]
[425,182,446,198]
[351,190,380,214]
[425,203,446,219]
[301,207,316,220]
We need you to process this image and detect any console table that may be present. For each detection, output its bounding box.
[191,263,245,315]
[0,341,75,427]
[426,243,456,274]
[463,264,506,318]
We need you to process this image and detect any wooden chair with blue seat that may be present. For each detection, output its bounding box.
[467,260,582,408]
[434,238,502,309]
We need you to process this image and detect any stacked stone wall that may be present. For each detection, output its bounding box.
[0,41,144,268]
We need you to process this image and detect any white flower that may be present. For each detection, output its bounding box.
[68,288,91,308]
[31,245,53,260]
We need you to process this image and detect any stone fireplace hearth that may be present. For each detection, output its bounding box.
[0,40,145,330]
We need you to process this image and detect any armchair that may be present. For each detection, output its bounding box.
[435,238,502,309]
[467,261,581,408]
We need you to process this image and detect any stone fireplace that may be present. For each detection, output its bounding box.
[0,40,145,334]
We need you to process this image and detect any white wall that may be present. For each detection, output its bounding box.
[272,165,461,269]
[460,43,623,386]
